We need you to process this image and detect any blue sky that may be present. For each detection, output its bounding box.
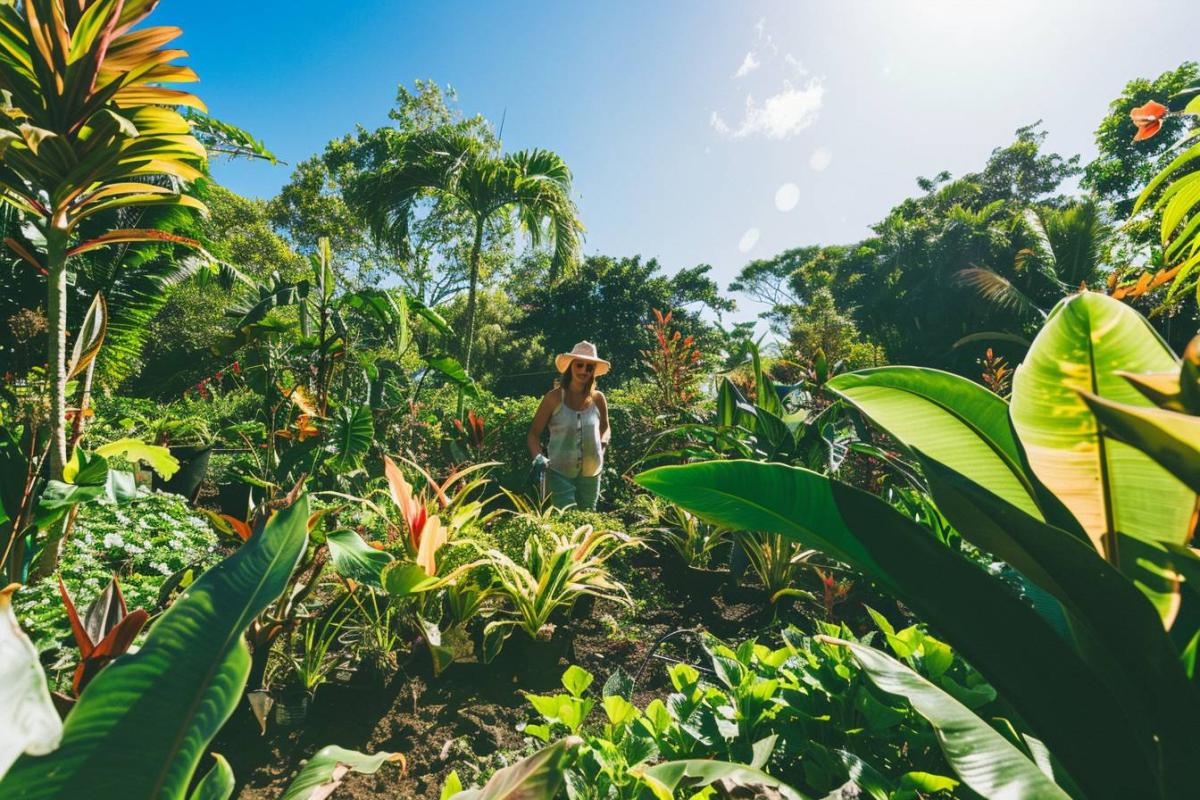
[170,0,1198,325]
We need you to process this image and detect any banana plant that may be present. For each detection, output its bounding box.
[637,293,1200,799]
[0,0,211,483]
[0,491,311,798]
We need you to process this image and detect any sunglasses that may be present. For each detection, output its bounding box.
[572,361,596,373]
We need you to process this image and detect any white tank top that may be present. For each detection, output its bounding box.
[547,388,603,478]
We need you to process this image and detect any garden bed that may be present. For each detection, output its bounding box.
[221,554,784,798]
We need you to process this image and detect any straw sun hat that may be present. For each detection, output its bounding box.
[555,341,611,377]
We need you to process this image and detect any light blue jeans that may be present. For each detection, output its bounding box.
[546,469,601,510]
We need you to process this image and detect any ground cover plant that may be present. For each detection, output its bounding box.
[2,1,1200,798]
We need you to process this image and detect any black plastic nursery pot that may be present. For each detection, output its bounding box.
[152,445,212,504]
[684,565,730,601]
[271,688,312,727]
[216,480,255,517]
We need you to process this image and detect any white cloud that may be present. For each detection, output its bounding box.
[738,228,760,253]
[717,79,825,140]
[709,111,731,136]
[775,182,800,211]
[809,146,833,171]
[734,51,760,79]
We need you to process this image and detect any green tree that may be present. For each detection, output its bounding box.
[507,255,730,397]
[346,127,583,390]
[139,185,306,397]
[0,0,209,478]
[1083,61,1199,218]
[271,82,500,303]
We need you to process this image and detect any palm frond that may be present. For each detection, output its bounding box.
[954,266,1046,322]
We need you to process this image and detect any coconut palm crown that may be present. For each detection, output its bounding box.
[349,128,583,382]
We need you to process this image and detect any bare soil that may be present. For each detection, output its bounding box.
[219,552,806,799]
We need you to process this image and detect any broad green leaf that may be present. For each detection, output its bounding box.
[425,354,479,398]
[916,449,1200,775]
[381,562,440,597]
[828,636,1071,800]
[95,438,180,480]
[326,529,392,590]
[326,406,373,471]
[441,772,464,800]
[1011,293,1193,557]
[635,460,1162,798]
[640,759,808,800]
[447,737,579,799]
[0,584,62,780]
[828,366,1041,519]
[187,754,234,800]
[560,665,593,698]
[0,496,310,798]
[1079,391,1200,494]
[278,746,404,800]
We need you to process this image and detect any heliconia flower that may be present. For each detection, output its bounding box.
[231,361,241,374]
[1131,100,1169,141]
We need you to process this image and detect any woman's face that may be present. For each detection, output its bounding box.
[570,360,596,387]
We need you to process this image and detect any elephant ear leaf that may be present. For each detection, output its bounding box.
[0,495,310,799]
[824,636,1072,800]
[326,529,393,589]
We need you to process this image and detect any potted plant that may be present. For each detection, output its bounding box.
[269,614,341,726]
[144,415,215,503]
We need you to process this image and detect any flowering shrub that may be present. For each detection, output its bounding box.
[13,490,220,657]
[640,309,704,410]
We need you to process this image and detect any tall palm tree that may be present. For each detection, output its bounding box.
[349,129,583,385]
[0,0,208,479]
[955,199,1111,334]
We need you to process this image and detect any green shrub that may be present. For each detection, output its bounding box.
[13,490,220,656]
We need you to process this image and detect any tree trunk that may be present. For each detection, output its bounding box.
[457,218,485,418]
[46,227,69,481]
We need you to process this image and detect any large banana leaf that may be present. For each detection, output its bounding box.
[636,460,1161,798]
[828,367,1043,519]
[447,736,578,799]
[639,759,809,800]
[916,453,1200,797]
[187,754,235,800]
[1010,293,1194,557]
[0,496,311,798]
[826,637,1071,799]
[278,746,404,800]
[1078,392,1200,495]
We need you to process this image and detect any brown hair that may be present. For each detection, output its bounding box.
[556,363,595,395]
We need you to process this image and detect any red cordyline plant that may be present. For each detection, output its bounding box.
[57,575,149,699]
[0,0,210,482]
[453,409,487,452]
[640,308,704,409]
[977,348,1012,398]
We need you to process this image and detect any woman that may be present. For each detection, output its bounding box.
[527,341,611,510]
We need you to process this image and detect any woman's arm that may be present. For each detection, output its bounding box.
[527,392,556,459]
[595,391,611,448]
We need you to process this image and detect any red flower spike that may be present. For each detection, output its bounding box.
[1131,100,1169,142]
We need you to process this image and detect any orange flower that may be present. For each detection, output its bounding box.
[1131,100,1169,142]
